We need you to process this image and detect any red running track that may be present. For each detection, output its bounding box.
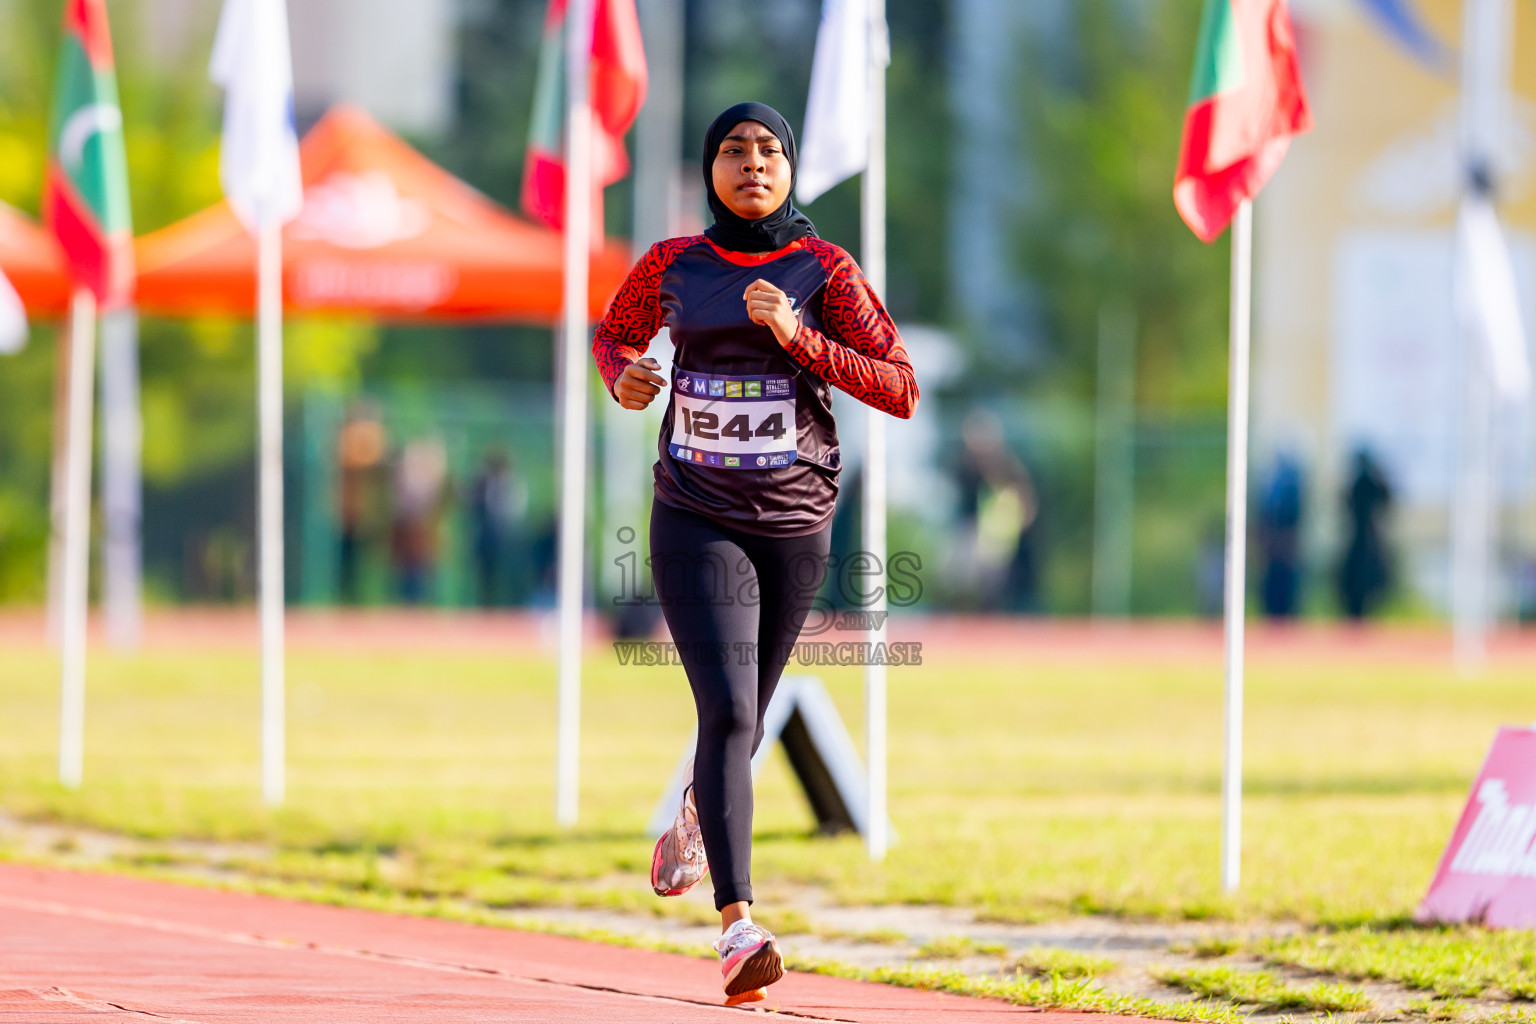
[0,864,1142,1023]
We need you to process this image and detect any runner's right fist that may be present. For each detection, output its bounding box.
[614,357,666,410]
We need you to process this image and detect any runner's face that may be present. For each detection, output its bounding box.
[711,121,791,221]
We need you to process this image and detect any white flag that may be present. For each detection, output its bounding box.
[797,0,886,205]
[210,0,303,232]
[1455,195,1532,400]
[0,269,25,355]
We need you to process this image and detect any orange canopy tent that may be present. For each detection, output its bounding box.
[0,202,71,317]
[134,106,632,322]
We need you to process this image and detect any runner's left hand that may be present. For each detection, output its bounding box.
[744,280,798,344]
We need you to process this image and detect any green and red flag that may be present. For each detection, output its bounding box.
[521,0,647,230]
[45,0,134,305]
[1174,0,1311,243]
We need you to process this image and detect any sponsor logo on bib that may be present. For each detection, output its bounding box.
[670,371,797,471]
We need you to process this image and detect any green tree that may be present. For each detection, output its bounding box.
[0,0,387,601]
[1014,0,1229,409]
[1004,0,1234,613]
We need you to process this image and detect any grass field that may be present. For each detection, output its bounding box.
[1,620,1533,1020]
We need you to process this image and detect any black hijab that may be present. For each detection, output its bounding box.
[701,102,818,253]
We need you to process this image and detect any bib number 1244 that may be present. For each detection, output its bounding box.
[678,408,786,443]
[668,370,798,469]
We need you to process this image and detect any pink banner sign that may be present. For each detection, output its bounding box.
[1417,727,1536,927]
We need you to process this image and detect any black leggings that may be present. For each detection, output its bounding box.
[649,498,832,910]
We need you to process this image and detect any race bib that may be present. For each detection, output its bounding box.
[669,370,797,469]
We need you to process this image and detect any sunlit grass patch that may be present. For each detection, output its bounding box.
[915,934,1009,959]
[813,925,909,945]
[1012,947,1118,978]
[1172,935,1244,958]
[1260,925,1536,1001]
[754,907,814,935]
[1152,965,1373,1014]
[1474,1008,1536,1024]
[1408,997,1470,1020]
[798,962,1248,1024]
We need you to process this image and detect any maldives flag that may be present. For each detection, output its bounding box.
[521,0,647,230]
[1174,0,1311,243]
[45,0,134,305]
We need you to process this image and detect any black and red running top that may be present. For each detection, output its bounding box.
[593,235,918,537]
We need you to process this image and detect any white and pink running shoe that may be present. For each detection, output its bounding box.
[650,782,708,897]
[712,919,784,1006]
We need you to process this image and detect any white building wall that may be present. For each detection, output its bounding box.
[1256,0,1536,613]
[289,0,457,134]
[139,0,458,135]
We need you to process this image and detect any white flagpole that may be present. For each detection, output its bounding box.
[1453,345,1493,675]
[47,321,72,647]
[1451,0,1514,675]
[0,270,25,355]
[863,0,890,862]
[556,0,597,828]
[210,0,303,804]
[258,215,285,805]
[59,286,97,788]
[1220,198,1253,893]
[100,306,143,648]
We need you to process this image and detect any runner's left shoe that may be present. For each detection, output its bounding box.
[651,781,708,896]
[713,919,784,1005]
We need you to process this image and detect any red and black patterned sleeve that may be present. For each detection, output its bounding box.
[591,236,700,399]
[782,240,920,419]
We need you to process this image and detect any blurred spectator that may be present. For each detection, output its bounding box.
[1196,519,1226,619]
[1257,453,1305,618]
[529,516,560,607]
[1002,510,1042,615]
[954,410,1039,611]
[468,447,526,608]
[391,437,449,604]
[1516,556,1536,624]
[1337,448,1393,621]
[335,402,388,604]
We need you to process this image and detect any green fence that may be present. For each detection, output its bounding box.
[292,384,1238,616]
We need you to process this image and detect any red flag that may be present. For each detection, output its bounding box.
[521,0,648,230]
[46,0,134,305]
[1174,0,1311,243]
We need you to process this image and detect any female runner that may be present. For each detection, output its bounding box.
[592,101,918,1005]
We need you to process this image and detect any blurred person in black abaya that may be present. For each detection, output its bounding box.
[954,410,1038,612]
[1338,448,1393,620]
[1258,453,1305,618]
[468,447,525,607]
[335,402,388,604]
